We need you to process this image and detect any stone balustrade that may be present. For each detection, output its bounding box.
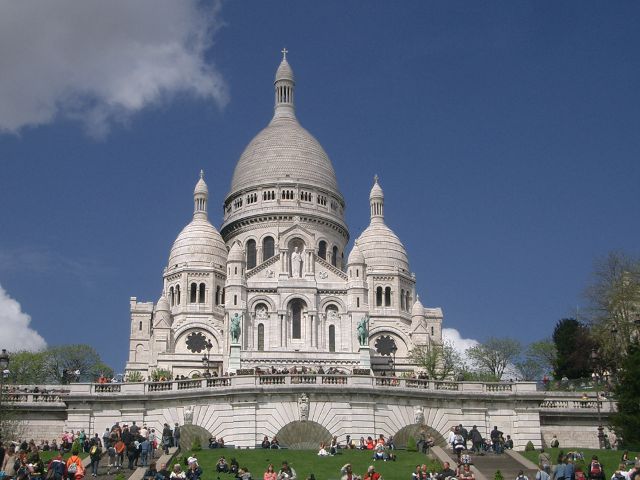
[51,375,539,397]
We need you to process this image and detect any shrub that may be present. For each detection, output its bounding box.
[125,371,144,383]
[495,470,504,480]
[150,369,173,382]
[191,438,202,451]
[525,441,535,452]
[407,436,417,452]
[114,473,126,480]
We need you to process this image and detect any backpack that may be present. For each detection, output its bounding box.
[68,463,78,474]
[115,441,126,454]
[590,462,602,477]
[90,445,98,456]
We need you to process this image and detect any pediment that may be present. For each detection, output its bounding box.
[280,222,316,240]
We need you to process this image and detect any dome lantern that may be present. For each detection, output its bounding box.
[369,175,384,222]
[193,169,208,220]
[273,48,295,120]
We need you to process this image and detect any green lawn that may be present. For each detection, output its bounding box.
[38,450,89,463]
[174,448,441,480]
[522,448,638,475]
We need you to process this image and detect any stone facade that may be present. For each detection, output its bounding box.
[125,52,443,378]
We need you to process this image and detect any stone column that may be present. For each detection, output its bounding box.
[279,314,284,347]
[307,314,313,348]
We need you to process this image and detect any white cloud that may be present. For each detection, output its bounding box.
[442,328,479,359]
[0,0,228,138]
[0,284,47,352]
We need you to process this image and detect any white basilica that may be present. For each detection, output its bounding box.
[125,52,444,378]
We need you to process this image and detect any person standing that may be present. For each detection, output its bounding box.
[470,426,483,454]
[173,423,181,450]
[89,440,102,477]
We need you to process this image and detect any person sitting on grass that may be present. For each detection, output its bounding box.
[216,457,229,473]
[340,464,361,480]
[263,464,277,480]
[277,461,297,480]
[185,458,202,480]
[170,464,185,480]
[363,465,382,480]
[411,465,422,480]
[261,436,271,449]
[237,466,252,480]
[318,443,329,456]
[436,462,456,480]
[270,437,280,450]
[144,463,159,480]
[373,442,385,461]
[157,463,171,480]
[230,458,239,475]
[459,464,475,480]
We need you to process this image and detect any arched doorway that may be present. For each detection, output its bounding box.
[393,423,447,450]
[275,420,332,449]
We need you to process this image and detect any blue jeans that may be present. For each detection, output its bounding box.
[91,459,100,475]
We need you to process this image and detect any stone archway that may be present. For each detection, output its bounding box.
[179,424,211,450]
[275,420,332,450]
[393,424,447,449]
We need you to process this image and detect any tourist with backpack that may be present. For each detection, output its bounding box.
[589,456,605,480]
[89,440,102,477]
[66,449,84,480]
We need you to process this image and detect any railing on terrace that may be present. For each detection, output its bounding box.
[54,375,539,396]
[1,387,69,404]
[539,395,616,413]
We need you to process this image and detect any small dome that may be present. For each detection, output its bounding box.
[356,222,409,273]
[228,241,244,263]
[347,242,365,265]
[369,175,384,200]
[156,296,170,312]
[275,58,294,83]
[411,295,425,317]
[168,218,227,269]
[194,170,208,196]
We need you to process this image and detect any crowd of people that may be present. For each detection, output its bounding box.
[0,421,182,480]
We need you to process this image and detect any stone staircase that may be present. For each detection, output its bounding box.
[431,447,538,480]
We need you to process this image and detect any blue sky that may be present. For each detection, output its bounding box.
[1,1,639,372]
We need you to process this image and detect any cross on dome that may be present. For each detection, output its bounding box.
[281,48,288,60]
[200,169,204,179]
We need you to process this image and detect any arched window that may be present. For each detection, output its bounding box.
[139,321,142,331]
[175,285,181,305]
[356,297,360,308]
[246,239,257,269]
[329,325,336,352]
[190,283,197,303]
[263,236,275,261]
[376,287,383,307]
[234,266,238,275]
[258,324,265,351]
[431,326,434,336]
[169,287,175,306]
[221,288,225,305]
[318,241,327,260]
[215,286,220,306]
[291,299,304,339]
[331,246,338,267]
[400,289,405,310]
[234,294,238,306]
[199,283,206,303]
[385,287,392,307]
[407,292,412,310]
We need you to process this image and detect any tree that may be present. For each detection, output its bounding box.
[6,351,49,385]
[526,339,557,376]
[465,337,521,380]
[610,341,640,449]
[409,341,463,380]
[45,345,113,383]
[514,358,543,381]
[552,318,594,379]
[585,252,640,372]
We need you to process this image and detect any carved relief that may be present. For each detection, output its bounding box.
[298,393,310,421]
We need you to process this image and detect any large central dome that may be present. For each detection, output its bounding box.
[230,115,339,193]
[226,53,342,200]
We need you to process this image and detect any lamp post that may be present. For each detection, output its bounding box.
[0,348,10,441]
[391,345,398,376]
[201,339,213,376]
[591,349,604,449]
